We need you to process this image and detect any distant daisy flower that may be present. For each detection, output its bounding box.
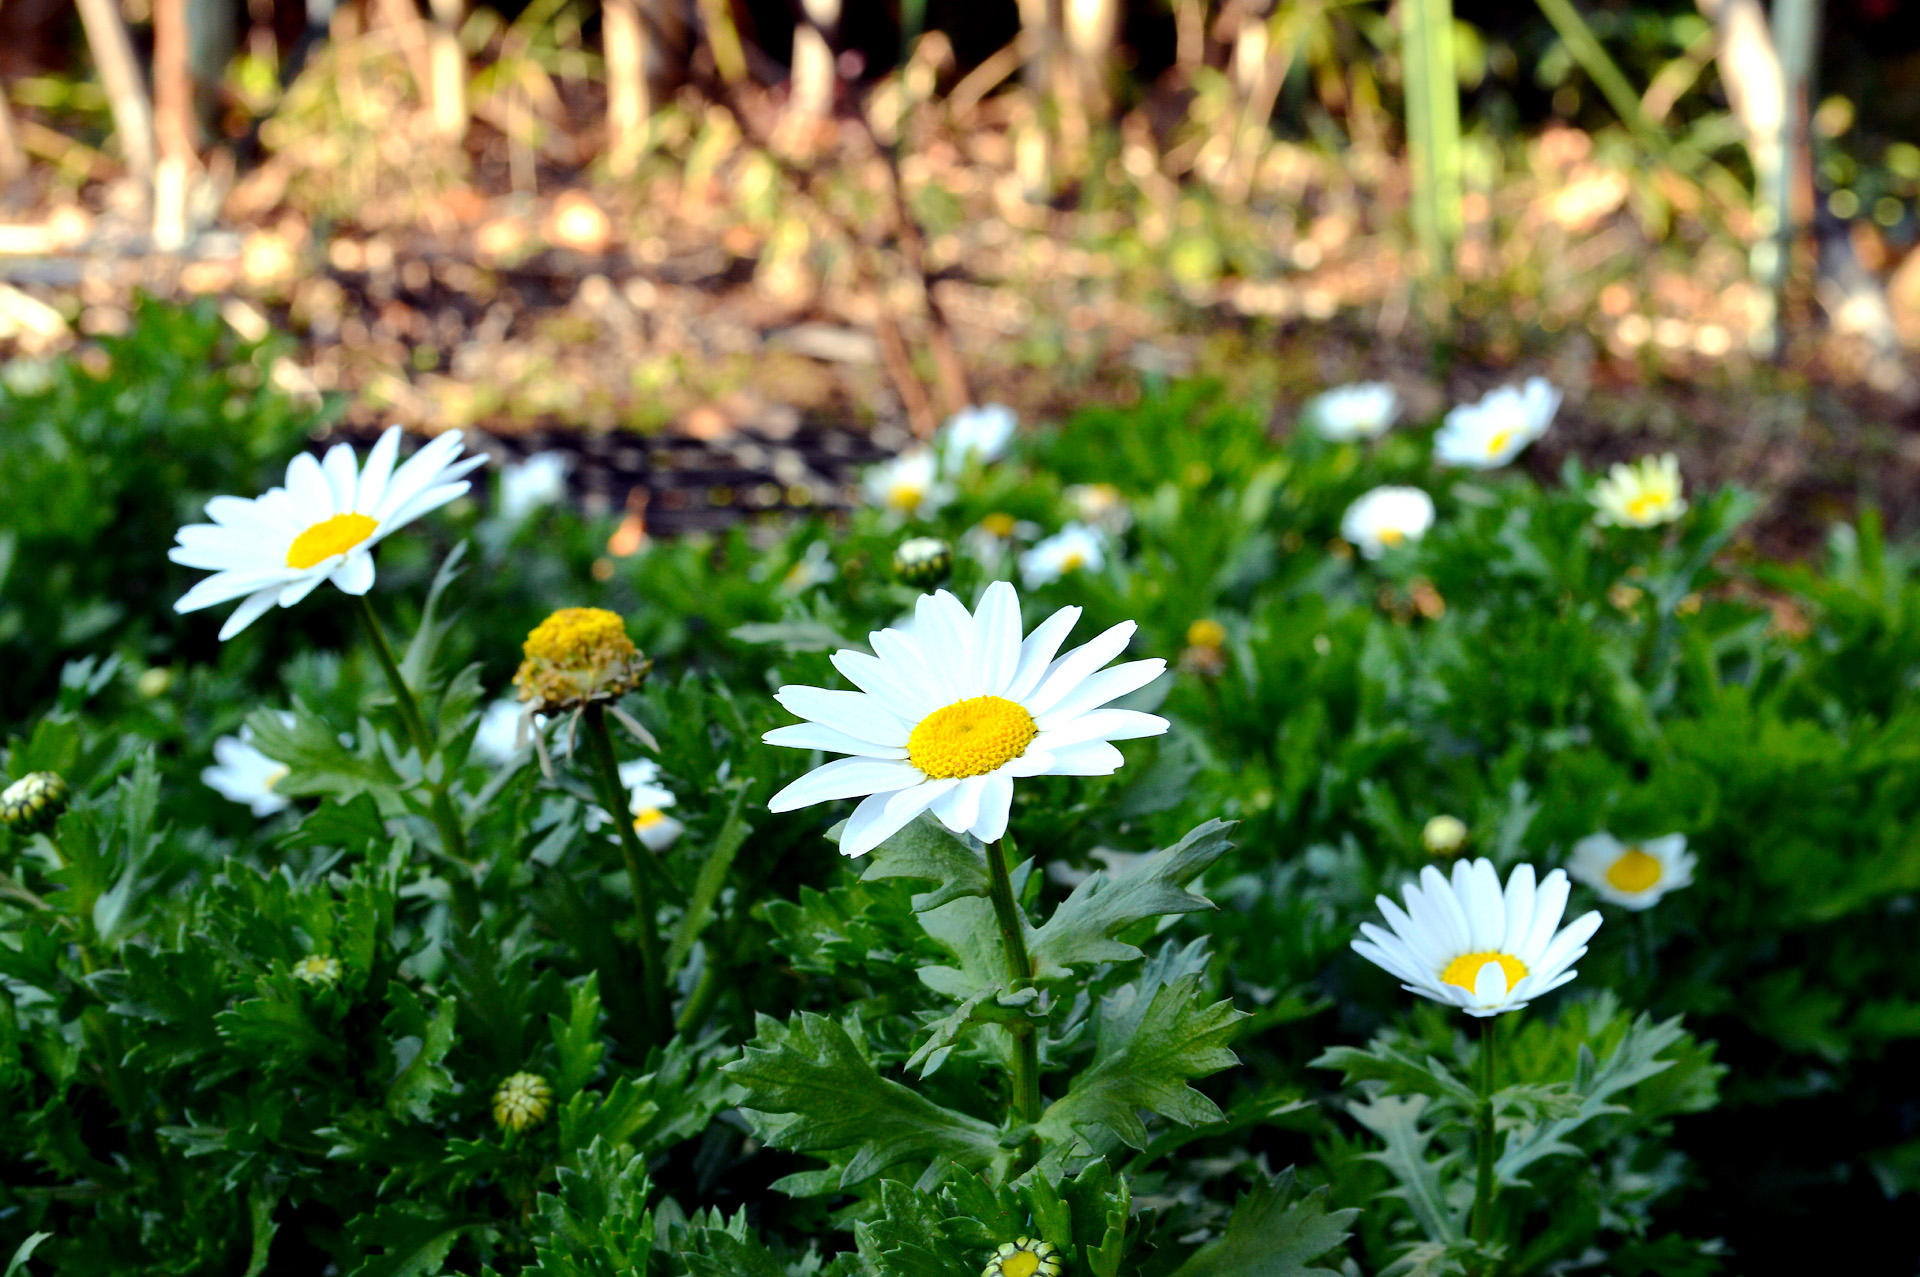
[293,955,342,986]
[588,759,683,851]
[203,726,292,817]
[472,700,527,764]
[779,541,839,595]
[1065,482,1132,534]
[171,426,485,639]
[940,403,1017,470]
[983,1239,1061,1277]
[863,449,953,520]
[497,451,569,524]
[1352,858,1601,1017]
[1340,486,1435,559]
[1434,377,1561,469]
[1568,832,1694,910]
[1592,453,1687,528]
[765,581,1169,856]
[1307,382,1399,441]
[1020,523,1106,588]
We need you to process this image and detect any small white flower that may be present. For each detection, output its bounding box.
[1434,377,1561,469]
[863,449,954,520]
[202,725,293,817]
[472,700,527,764]
[587,759,684,851]
[1591,453,1687,528]
[497,451,569,524]
[1340,486,1435,559]
[939,403,1017,470]
[1020,523,1106,588]
[764,581,1169,857]
[171,426,485,639]
[1307,382,1399,441]
[1568,832,1694,910]
[780,541,839,595]
[1352,858,1601,1017]
[1064,483,1132,535]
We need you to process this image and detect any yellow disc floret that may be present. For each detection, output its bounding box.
[1485,430,1514,459]
[287,512,379,569]
[1605,847,1664,893]
[513,607,650,714]
[908,696,1038,779]
[1440,951,1528,993]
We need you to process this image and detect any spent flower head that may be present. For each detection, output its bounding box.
[170,426,483,639]
[1352,858,1601,1017]
[493,1071,554,1133]
[514,608,650,716]
[1592,453,1687,528]
[983,1239,1061,1277]
[1568,832,1695,910]
[764,581,1168,856]
[0,772,68,835]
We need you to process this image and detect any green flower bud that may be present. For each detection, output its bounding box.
[1422,814,1469,856]
[1,772,69,835]
[894,537,953,587]
[493,1071,554,1133]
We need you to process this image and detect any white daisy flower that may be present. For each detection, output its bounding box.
[939,403,1017,470]
[863,449,954,520]
[170,426,485,639]
[1020,523,1106,588]
[1306,382,1399,441]
[1352,858,1602,1017]
[587,759,684,851]
[202,726,292,817]
[1433,377,1561,469]
[497,451,569,524]
[1591,453,1687,528]
[764,581,1170,857]
[1064,482,1132,535]
[1568,832,1694,910]
[472,699,527,764]
[1339,486,1435,559]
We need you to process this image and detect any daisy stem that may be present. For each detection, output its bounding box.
[984,836,1042,1159]
[582,703,671,1044]
[1471,1014,1501,1264]
[353,597,477,925]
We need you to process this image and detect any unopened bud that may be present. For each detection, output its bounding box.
[1422,815,1469,856]
[493,1071,553,1133]
[1,772,69,835]
[893,537,953,588]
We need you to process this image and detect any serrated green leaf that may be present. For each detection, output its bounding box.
[347,1202,477,1277]
[1172,1166,1356,1277]
[859,816,990,911]
[550,973,605,1099]
[1350,1094,1463,1244]
[1312,1040,1478,1112]
[1028,820,1233,979]
[1495,1012,1685,1185]
[385,987,457,1121]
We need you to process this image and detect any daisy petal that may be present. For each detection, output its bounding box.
[768,757,922,810]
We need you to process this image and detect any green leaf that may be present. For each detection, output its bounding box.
[667,786,754,973]
[1028,820,1233,979]
[347,1202,478,1277]
[1349,1095,1463,1245]
[525,1137,655,1277]
[4,1233,51,1277]
[859,815,991,912]
[550,974,606,1099]
[1312,1039,1479,1113]
[727,1012,1002,1187]
[1037,971,1244,1152]
[385,987,458,1121]
[1172,1166,1356,1277]
[1495,1012,1685,1185]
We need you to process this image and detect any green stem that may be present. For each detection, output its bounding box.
[1471,1014,1500,1268]
[675,954,723,1037]
[353,595,476,927]
[984,836,1042,1166]
[581,703,670,1043]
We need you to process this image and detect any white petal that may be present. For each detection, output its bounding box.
[176,567,300,612]
[831,650,939,720]
[762,722,910,759]
[1462,859,1505,951]
[1025,740,1124,775]
[841,787,928,858]
[1532,909,1602,981]
[330,552,376,595]
[774,686,910,744]
[1034,708,1168,747]
[217,587,284,640]
[1502,863,1537,954]
[355,426,403,512]
[931,777,985,834]
[278,571,328,608]
[972,581,1024,697]
[284,451,336,522]
[1518,870,1572,962]
[970,773,1014,842]
[321,441,361,510]
[1033,659,1166,728]
[1005,606,1082,701]
[767,757,922,810]
[1025,621,1137,717]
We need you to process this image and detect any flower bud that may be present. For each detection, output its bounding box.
[493,1071,554,1133]
[293,955,343,986]
[893,536,953,587]
[982,1238,1061,1277]
[513,608,650,716]
[1422,814,1469,856]
[1,772,69,835]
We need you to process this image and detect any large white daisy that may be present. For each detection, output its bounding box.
[1352,858,1601,1017]
[171,426,485,639]
[764,581,1169,857]
[1568,832,1694,909]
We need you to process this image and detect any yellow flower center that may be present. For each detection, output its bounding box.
[1486,429,1515,458]
[634,807,665,829]
[1186,618,1227,648]
[980,512,1018,538]
[263,765,289,792]
[1440,951,1528,993]
[1001,1253,1041,1277]
[286,512,378,569]
[1058,551,1087,572]
[889,483,924,511]
[1377,527,1406,547]
[908,695,1038,779]
[1606,847,1664,893]
[1625,492,1664,521]
[522,607,636,666]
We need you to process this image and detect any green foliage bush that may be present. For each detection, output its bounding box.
[1,307,1915,1273]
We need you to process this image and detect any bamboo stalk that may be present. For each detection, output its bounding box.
[1402,0,1463,278]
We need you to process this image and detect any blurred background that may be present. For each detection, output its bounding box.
[0,0,1915,553]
